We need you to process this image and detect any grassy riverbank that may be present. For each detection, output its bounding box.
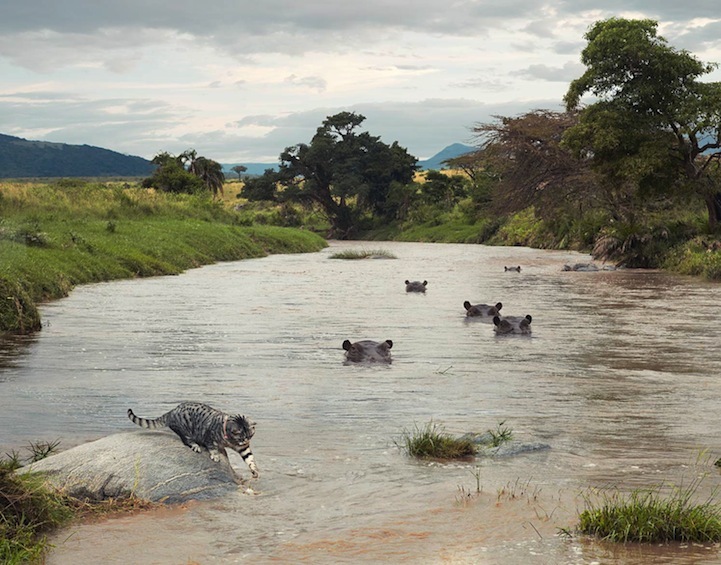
[0,181,327,334]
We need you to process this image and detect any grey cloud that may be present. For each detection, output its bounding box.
[450,77,511,91]
[552,40,584,56]
[1,1,716,71]
[555,0,718,21]
[512,61,585,82]
[283,74,327,92]
[2,1,711,38]
[522,20,558,39]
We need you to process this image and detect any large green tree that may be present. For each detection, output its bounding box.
[271,112,417,238]
[564,18,721,229]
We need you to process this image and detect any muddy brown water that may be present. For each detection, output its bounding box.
[2,241,721,564]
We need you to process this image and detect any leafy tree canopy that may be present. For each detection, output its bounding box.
[564,17,721,228]
[253,112,417,238]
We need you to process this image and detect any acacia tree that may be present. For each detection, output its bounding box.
[275,112,417,238]
[467,110,597,219]
[564,18,721,229]
[231,165,247,181]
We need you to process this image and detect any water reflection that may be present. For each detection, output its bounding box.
[0,333,36,374]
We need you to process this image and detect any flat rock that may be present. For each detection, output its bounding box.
[22,431,245,503]
[459,433,551,458]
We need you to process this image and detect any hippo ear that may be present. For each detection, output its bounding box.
[342,340,352,351]
[405,280,410,284]
[493,316,501,326]
[496,302,503,311]
[384,340,393,349]
[423,281,428,286]
[525,315,532,323]
[463,301,471,310]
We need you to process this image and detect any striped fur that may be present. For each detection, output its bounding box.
[127,402,259,478]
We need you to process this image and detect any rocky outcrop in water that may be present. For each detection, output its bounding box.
[459,432,551,457]
[23,431,248,503]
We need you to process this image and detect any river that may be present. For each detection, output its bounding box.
[2,241,721,564]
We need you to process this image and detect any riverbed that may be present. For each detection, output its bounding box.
[2,241,721,564]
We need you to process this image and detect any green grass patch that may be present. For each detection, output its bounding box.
[395,421,477,460]
[1,441,159,564]
[0,181,327,334]
[329,248,397,260]
[578,477,721,543]
[1,442,70,564]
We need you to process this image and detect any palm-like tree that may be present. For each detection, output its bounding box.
[177,149,225,196]
[193,156,226,196]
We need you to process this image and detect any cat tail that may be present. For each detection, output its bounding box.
[127,408,168,429]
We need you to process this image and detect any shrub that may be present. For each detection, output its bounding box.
[395,421,477,459]
[578,478,721,543]
[329,248,396,260]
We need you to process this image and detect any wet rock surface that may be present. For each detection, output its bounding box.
[23,431,245,503]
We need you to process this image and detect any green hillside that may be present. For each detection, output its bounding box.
[0,134,155,178]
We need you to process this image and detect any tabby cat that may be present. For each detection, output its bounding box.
[127,402,259,478]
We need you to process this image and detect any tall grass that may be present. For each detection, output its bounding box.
[329,248,396,259]
[395,421,477,459]
[578,477,721,543]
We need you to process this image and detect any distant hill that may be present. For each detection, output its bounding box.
[223,143,476,177]
[223,162,280,177]
[417,143,475,170]
[0,134,155,178]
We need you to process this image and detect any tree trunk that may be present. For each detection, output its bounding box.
[705,192,721,231]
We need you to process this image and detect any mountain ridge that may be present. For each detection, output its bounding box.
[0,134,155,178]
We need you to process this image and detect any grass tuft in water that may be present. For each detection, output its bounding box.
[395,421,476,459]
[487,421,514,447]
[329,248,396,260]
[578,476,721,543]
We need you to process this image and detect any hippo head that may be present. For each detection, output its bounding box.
[342,339,393,363]
[492,315,532,335]
[405,280,428,292]
[504,266,521,272]
[463,301,503,318]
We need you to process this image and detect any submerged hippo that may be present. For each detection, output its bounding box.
[504,266,521,272]
[463,300,503,318]
[405,280,428,292]
[492,315,532,335]
[342,339,393,363]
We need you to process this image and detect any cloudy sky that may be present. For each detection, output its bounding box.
[1,1,720,164]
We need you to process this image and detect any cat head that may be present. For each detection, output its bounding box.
[225,414,256,444]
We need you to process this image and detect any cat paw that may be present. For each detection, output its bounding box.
[209,451,221,462]
[190,444,202,453]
